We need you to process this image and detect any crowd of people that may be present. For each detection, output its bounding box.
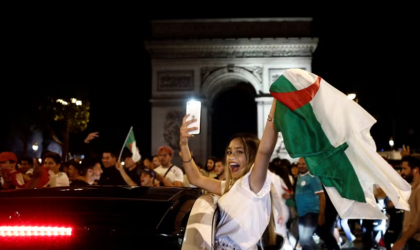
[0,146,226,190]
[1,68,419,250]
[0,144,418,250]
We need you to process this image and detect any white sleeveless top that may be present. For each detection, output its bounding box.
[216,169,272,250]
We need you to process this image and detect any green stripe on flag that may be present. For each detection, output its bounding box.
[126,130,135,149]
[270,75,366,202]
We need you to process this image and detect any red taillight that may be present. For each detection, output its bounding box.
[0,226,72,236]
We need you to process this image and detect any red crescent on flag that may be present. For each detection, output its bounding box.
[270,76,321,111]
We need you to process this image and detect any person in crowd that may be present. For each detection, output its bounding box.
[42,151,70,187]
[97,150,126,185]
[179,99,280,249]
[337,217,356,248]
[153,146,184,187]
[269,161,293,250]
[392,154,420,250]
[139,168,156,187]
[150,155,161,170]
[280,159,294,186]
[205,157,217,179]
[115,161,157,187]
[383,194,404,250]
[115,152,142,186]
[290,162,299,179]
[213,157,226,181]
[16,156,34,183]
[271,157,281,166]
[18,156,33,175]
[0,152,26,189]
[294,157,326,250]
[24,158,48,189]
[200,157,226,193]
[82,131,125,184]
[270,158,299,246]
[121,152,141,186]
[70,158,103,186]
[67,159,82,183]
[270,158,294,194]
[142,156,152,169]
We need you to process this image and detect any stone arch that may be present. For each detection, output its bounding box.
[201,67,262,103]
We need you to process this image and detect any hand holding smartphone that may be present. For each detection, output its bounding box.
[186,101,201,135]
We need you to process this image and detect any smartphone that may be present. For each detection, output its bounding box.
[186,101,201,135]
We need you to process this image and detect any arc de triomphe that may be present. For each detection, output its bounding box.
[144,18,318,165]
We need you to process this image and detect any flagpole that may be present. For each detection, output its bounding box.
[118,126,133,163]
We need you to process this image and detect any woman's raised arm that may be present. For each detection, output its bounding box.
[250,99,278,194]
[180,114,222,195]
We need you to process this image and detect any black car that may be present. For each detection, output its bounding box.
[0,186,206,250]
[0,186,283,250]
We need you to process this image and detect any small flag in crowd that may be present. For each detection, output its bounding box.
[124,127,141,163]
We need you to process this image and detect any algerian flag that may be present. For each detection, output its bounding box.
[122,127,141,163]
[269,68,411,219]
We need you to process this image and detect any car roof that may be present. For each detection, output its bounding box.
[0,185,198,201]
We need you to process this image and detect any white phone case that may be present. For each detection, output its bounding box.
[186,101,201,135]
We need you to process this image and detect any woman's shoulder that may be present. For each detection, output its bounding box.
[235,170,272,197]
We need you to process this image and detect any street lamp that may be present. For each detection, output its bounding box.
[32,141,39,159]
[347,93,356,100]
[389,137,394,149]
[56,99,68,105]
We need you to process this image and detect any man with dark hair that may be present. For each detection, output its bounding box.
[392,155,420,250]
[67,159,82,183]
[70,158,103,186]
[139,168,156,187]
[42,151,69,187]
[97,150,125,185]
[151,155,161,169]
[18,156,33,175]
[214,157,226,181]
[18,156,35,183]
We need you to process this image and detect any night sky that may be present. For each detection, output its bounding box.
[2,5,418,159]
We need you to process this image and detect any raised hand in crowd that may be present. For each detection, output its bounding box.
[26,158,45,188]
[84,132,99,144]
[115,161,137,187]
[400,145,410,158]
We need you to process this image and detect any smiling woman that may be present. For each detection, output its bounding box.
[224,134,259,190]
[179,99,283,249]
